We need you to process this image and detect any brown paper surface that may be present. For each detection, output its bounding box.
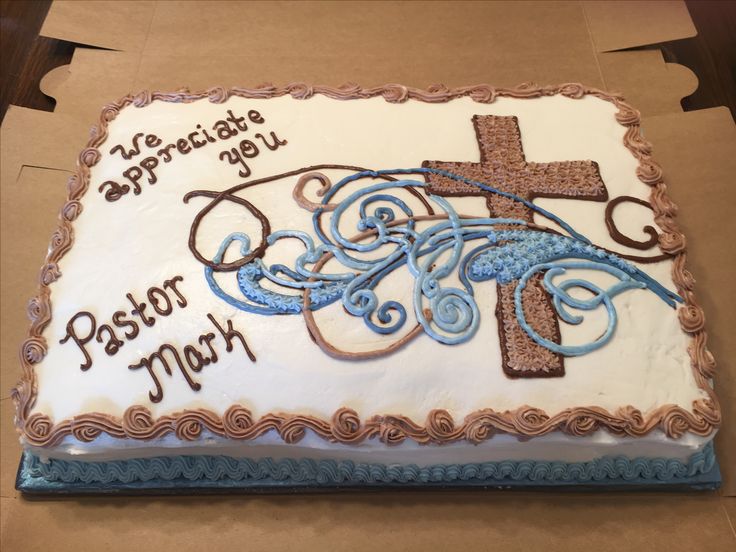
[2,0,735,549]
[40,0,157,51]
[582,0,696,52]
[640,107,736,496]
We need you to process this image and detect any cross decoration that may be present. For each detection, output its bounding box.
[422,115,608,378]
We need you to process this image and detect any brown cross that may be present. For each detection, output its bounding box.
[422,115,608,378]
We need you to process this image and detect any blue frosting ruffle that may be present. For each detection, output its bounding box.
[24,442,715,486]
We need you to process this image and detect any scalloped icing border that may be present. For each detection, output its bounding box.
[12,82,720,448]
[22,442,716,485]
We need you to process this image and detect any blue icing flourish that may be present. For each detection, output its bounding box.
[24,443,715,485]
[204,168,682,355]
[515,261,647,356]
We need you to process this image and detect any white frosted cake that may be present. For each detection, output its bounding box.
[13,83,720,491]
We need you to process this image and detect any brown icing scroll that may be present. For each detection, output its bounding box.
[12,83,720,448]
[604,195,670,263]
[184,163,435,273]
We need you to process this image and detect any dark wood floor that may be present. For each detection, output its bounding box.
[1,0,735,123]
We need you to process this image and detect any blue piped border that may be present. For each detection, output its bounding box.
[16,443,720,494]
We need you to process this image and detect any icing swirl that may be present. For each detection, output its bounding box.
[61,200,83,221]
[176,409,224,440]
[288,82,314,100]
[222,405,254,439]
[662,409,692,439]
[564,411,601,436]
[206,86,229,104]
[650,184,678,216]
[122,406,171,440]
[426,409,463,442]
[678,304,706,333]
[27,291,51,333]
[464,415,497,444]
[636,161,664,185]
[380,84,410,103]
[21,337,47,364]
[378,422,407,445]
[133,90,152,108]
[688,333,716,379]
[615,106,641,126]
[71,414,125,442]
[278,418,308,444]
[558,83,586,99]
[66,173,86,199]
[467,84,497,103]
[292,172,337,212]
[331,408,368,443]
[659,231,686,254]
[39,263,60,286]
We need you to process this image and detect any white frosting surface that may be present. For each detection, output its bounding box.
[27,94,711,462]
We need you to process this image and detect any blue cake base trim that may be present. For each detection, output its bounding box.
[16,443,720,494]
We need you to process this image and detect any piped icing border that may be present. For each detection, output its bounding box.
[22,442,716,485]
[12,82,720,448]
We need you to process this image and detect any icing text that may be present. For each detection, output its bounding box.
[99,109,288,201]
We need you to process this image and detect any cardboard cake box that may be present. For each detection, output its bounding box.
[1,1,734,549]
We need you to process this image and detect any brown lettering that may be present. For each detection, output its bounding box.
[247,110,265,124]
[126,293,155,327]
[184,344,210,372]
[163,275,187,307]
[176,138,192,155]
[128,344,201,403]
[98,180,130,202]
[147,287,172,316]
[156,143,177,162]
[198,332,218,363]
[213,119,237,140]
[145,134,162,148]
[255,131,287,151]
[207,313,256,362]
[226,110,248,131]
[239,139,259,158]
[122,166,143,194]
[59,311,96,370]
[197,124,217,143]
[188,130,207,149]
[112,310,139,339]
[96,324,124,356]
[109,132,143,160]
[219,148,251,178]
[140,156,158,185]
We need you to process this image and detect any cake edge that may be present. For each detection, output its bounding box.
[11,82,721,449]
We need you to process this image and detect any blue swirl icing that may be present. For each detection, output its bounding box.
[205,168,682,356]
[25,443,714,485]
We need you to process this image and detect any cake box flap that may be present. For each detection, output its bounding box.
[39,0,157,52]
[35,1,698,112]
[0,107,88,398]
[596,49,698,116]
[640,106,736,496]
[582,0,697,52]
[40,1,698,56]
